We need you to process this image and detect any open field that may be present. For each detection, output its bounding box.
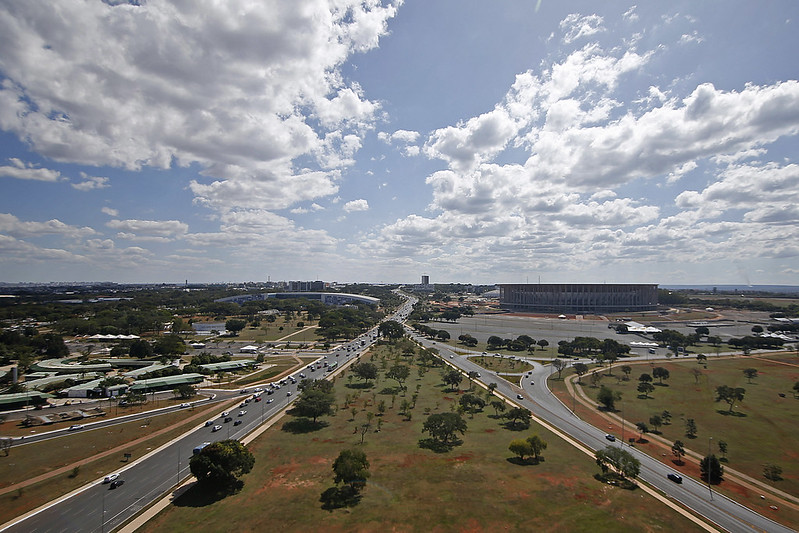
[554,354,799,500]
[0,398,233,524]
[146,343,703,532]
[467,354,534,374]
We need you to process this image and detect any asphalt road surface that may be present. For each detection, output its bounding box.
[1,329,383,533]
[408,330,794,533]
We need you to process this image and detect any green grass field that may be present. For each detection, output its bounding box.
[585,354,799,497]
[467,354,534,374]
[146,344,703,532]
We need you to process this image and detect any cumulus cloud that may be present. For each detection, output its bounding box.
[0,1,401,211]
[560,14,605,44]
[0,213,96,239]
[101,207,119,217]
[106,219,189,239]
[343,199,369,212]
[0,159,61,182]
[71,172,110,191]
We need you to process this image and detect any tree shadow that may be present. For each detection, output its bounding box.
[378,386,402,395]
[653,383,670,387]
[345,383,373,390]
[506,456,544,466]
[281,418,329,434]
[716,410,747,417]
[173,479,243,507]
[418,437,460,453]
[319,485,362,511]
[636,395,653,400]
[501,421,531,432]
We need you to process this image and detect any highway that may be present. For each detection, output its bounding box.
[1,331,381,533]
[405,323,794,533]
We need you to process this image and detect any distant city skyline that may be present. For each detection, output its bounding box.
[1,2,798,285]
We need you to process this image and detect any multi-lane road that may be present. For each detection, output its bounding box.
[406,323,794,533]
[1,330,381,533]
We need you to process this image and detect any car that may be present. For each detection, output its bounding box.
[530,381,534,385]
[109,479,125,489]
[240,402,247,407]
[179,403,190,408]
[204,420,215,427]
[222,411,229,417]
[103,473,119,484]
[233,420,243,426]
[224,416,233,423]
[267,398,274,403]
[667,473,683,484]
[516,394,524,400]
[212,425,222,432]
[239,388,249,394]
[605,434,616,442]
[299,373,306,378]
[254,397,262,402]
[238,410,247,416]
[68,424,84,431]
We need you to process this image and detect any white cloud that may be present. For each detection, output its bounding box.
[0,1,401,212]
[0,213,96,239]
[71,172,110,191]
[0,158,61,182]
[560,14,605,44]
[623,6,639,23]
[343,199,369,212]
[101,207,119,217]
[106,219,189,239]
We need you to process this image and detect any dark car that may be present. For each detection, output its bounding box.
[224,416,233,423]
[667,473,683,484]
[234,420,243,426]
[109,479,125,489]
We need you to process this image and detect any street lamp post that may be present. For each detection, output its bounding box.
[707,436,714,500]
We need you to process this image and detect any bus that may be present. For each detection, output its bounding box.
[326,362,338,372]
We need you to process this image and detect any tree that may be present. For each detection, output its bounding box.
[288,386,335,423]
[378,320,405,341]
[637,381,655,399]
[352,362,378,385]
[174,384,196,399]
[487,336,504,349]
[638,373,653,384]
[696,353,707,364]
[189,440,255,490]
[129,339,153,359]
[509,438,534,461]
[763,464,783,482]
[671,440,686,464]
[635,422,649,441]
[332,449,370,490]
[573,362,588,383]
[504,407,532,430]
[620,365,632,381]
[595,446,640,479]
[536,339,549,351]
[751,325,764,335]
[467,371,480,390]
[700,454,724,484]
[526,434,547,461]
[386,364,410,391]
[551,359,568,379]
[695,326,710,336]
[715,385,746,414]
[661,410,672,425]
[436,330,451,341]
[225,319,247,336]
[422,412,467,446]
[490,399,507,417]
[718,440,728,459]
[685,418,697,438]
[649,414,663,433]
[742,368,758,383]
[597,385,621,411]
[459,393,486,417]
[652,367,670,385]
[442,369,463,391]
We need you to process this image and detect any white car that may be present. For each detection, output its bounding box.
[267,398,274,403]
[238,410,247,416]
[179,403,190,408]
[221,411,230,417]
[103,473,119,484]
[212,425,223,432]
[68,424,84,431]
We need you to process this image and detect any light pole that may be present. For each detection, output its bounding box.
[707,436,714,500]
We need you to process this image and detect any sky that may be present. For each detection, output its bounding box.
[1,1,798,286]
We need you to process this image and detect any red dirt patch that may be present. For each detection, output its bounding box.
[484,428,496,433]
[447,453,473,463]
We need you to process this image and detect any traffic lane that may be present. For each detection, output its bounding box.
[524,375,789,533]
